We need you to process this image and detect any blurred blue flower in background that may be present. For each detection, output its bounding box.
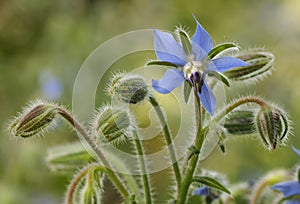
[39,69,63,100]
[192,186,219,202]
[192,186,210,196]
[272,146,300,204]
[152,15,248,115]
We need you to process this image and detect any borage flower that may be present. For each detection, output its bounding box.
[151,15,248,115]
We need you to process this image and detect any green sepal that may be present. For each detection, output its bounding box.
[279,111,289,141]
[224,50,274,81]
[146,60,178,67]
[207,70,230,87]
[208,43,238,59]
[179,30,192,55]
[183,80,192,103]
[192,176,231,195]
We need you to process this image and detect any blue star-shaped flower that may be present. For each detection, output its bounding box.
[272,147,300,203]
[152,15,248,115]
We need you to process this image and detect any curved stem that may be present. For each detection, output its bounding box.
[57,108,130,200]
[66,164,90,204]
[133,130,152,204]
[213,96,267,123]
[66,164,129,204]
[149,96,182,190]
[177,90,206,204]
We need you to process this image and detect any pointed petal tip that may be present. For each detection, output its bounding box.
[191,15,213,54]
[198,81,216,115]
[151,68,185,94]
[152,79,171,94]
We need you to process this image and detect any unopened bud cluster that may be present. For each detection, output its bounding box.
[91,105,134,144]
[107,73,150,104]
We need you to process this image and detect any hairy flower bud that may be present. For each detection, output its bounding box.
[224,50,274,81]
[224,110,256,136]
[107,73,149,104]
[91,105,134,144]
[9,100,58,138]
[255,106,290,150]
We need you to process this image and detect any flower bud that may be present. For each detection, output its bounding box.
[91,105,134,144]
[224,50,274,81]
[224,110,256,136]
[9,100,58,138]
[255,106,290,150]
[107,73,149,104]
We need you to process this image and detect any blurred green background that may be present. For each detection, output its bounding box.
[1,0,300,203]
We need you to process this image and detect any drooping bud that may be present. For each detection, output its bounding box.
[91,105,134,144]
[107,72,150,104]
[46,142,94,174]
[224,110,256,136]
[224,49,274,81]
[9,100,58,138]
[255,106,290,150]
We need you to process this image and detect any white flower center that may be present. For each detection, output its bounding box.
[183,61,204,80]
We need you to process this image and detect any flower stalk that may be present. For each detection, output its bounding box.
[213,96,268,123]
[133,130,152,204]
[149,96,182,190]
[177,89,207,204]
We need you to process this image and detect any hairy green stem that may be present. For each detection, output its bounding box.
[66,164,130,204]
[133,130,152,204]
[176,90,206,204]
[57,108,130,200]
[149,97,181,190]
[149,96,182,190]
[213,96,267,122]
[66,164,90,204]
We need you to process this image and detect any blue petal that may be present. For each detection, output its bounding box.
[192,186,210,196]
[198,81,216,115]
[272,181,300,198]
[191,14,213,54]
[152,68,185,94]
[209,57,249,73]
[191,41,208,62]
[154,29,187,66]
[292,146,300,158]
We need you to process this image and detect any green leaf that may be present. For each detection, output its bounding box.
[208,43,238,59]
[192,176,231,195]
[146,60,178,67]
[183,80,192,103]
[179,30,192,55]
[207,70,230,87]
[298,168,300,183]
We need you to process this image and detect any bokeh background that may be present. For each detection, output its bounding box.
[1,0,300,203]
